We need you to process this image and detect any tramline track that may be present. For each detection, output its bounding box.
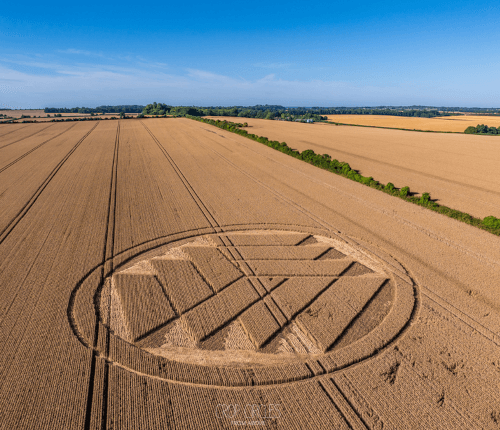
[84,122,120,430]
[0,122,99,245]
[0,124,30,138]
[0,122,78,174]
[140,121,221,231]
[0,123,55,150]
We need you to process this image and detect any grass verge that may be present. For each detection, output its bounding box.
[186,115,500,237]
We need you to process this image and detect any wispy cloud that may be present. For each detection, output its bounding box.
[186,68,246,84]
[0,57,481,108]
[0,58,67,70]
[257,74,276,83]
[254,62,293,69]
[57,48,106,58]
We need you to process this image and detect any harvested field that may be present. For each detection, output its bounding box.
[205,116,500,219]
[1,118,500,429]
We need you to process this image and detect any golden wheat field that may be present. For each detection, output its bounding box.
[205,116,500,219]
[0,109,139,121]
[322,114,500,132]
[1,118,500,429]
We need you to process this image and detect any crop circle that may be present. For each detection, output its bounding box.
[70,228,417,387]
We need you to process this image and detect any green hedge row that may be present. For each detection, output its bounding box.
[464,124,500,135]
[186,115,500,236]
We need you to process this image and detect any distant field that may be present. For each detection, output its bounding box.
[0,109,45,117]
[322,114,500,132]
[205,116,500,219]
[0,109,139,121]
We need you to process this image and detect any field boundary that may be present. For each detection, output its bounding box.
[186,116,500,236]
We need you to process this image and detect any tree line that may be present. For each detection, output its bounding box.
[140,104,459,120]
[141,103,205,117]
[42,103,500,120]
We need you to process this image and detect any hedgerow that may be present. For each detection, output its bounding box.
[185,115,500,236]
[464,124,500,135]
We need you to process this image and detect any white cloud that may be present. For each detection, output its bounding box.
[1,58,490,108]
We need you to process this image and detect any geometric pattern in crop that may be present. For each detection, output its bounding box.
[71,229,416,387]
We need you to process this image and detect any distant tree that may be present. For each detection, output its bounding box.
[142,102,171,116]
[464,126,476,134]
[476,124,489,134]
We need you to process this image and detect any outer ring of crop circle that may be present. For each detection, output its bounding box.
[69,223,419,387]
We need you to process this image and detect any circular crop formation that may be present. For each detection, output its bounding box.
[71,228,417,387]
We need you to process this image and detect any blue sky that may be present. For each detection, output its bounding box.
[1,0,499,108]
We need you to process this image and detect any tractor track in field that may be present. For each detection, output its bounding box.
[140,122,277,304]
[140,121,221,231]
[0,124,30,138]
[84,122,120,430]
[0,124,55,150]
[0,122,99,245]
[0,123,78,174]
